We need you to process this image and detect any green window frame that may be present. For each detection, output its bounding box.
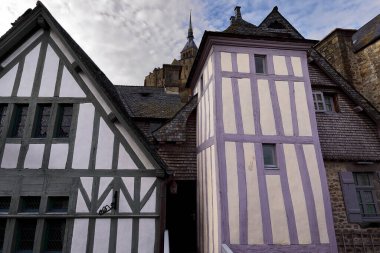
[353,172,379,217]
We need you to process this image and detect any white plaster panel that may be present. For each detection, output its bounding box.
[291,57,303,77]
[205,89,210,140]
[98,191,113,213]
[99,177,113,197]
[283,144,311,244]
[206,148,214,253]
[48,144,68,169]
[294,82,312,136]
[221,52,232,72]
[273,55,288,76]
[238,78,255,135]
[207,56,213,79]
[303,144,329,243]
[203,63,209,83]
[72,103,95,169]
[115,122,154,169]
[258,79,276,135]
[24,144,44,169]
[197,104,201,145]
[39,45,59,97]
[140,177,155,201]
[81,177,93,200]
[71,219,89,252]
[243,143,263,244]
[59,67,86,97]
[138,219,156,253]
[75,191,89,212]
[119,191,132,212]
[202,151,207,253]
[225,142,240,244]
[116,219,132,253]
[141,189,156,212]
[1,144,21,168]
[79,72,111,113]
[1,29,44,67]
[95,118,114,169]
[122,177,135,200]
[93,219,111,253]
[118,144,138,169]
[266,175,290,244]
[222,78,237,134]
[275,81,293,136]
[17,44,41,97]
[237,53,250,73]
[209,81,215,137]
[201,95,205,143]
[0,64,18,96]
[50,32,75,63]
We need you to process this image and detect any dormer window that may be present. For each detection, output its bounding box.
[268,20,286,29]
[312,92,339,112]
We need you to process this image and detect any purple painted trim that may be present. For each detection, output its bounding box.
[277,143,298,244]
[228,243,332,253]
[266,53,275,75]
[269,79,284,136]
[197,137,215,153]
[221,71,305,82]
[289,81,299,136]
[285,56,295,76]
[231,54,244,135]
[300,55,338,252]
[215,45,308,57]
[254,143,273,244]
[214,51,230,243]
[236,143,248,244]
[223,134,313,144]
[296,144,320,243]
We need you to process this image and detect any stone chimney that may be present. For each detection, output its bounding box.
[230,16,236,25]
[234,6,242,20]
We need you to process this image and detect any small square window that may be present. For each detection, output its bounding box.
[263,144,277,168]
[0,104,8,138]
[33,104,52,138]
[19,196,40,213]
[15,219,37,253]
[43,219,66,253]
[312,92,338,112]
[254,55,266,74]
[46,197,69,213]
[9,104,28,138]
[54,104,73,138]
[0,197,11,213]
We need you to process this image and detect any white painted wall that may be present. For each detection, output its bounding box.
[275,81,293,136]
[24,144,44,169]
[95,118,114,169]
[122,177,134,200]
[221,52,232,72]
[1,144,21,168]
[75,190,89,212]
[258,79,276,135]
[50,31,75,64]
[17,44,41,97]
[291,57,303,77]
[48,144,68,169]
[59,67,86,97]
[237,53,250,73]
[70,219,89,252]
[118,144,138,170]
[72,103,95,169]
[273,55,288,76]
[39,45,59,97]
[116,219,133,253]
[222,78,237,134]
[0,64,18,96]
[238,78,255,135]
[294,82,312,136]
[93,219,111,253]
[138,219,156,253]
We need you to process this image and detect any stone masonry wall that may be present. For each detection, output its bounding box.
[325,161,380,252]
[316,31,380,112]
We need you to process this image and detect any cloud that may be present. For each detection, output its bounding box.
[0,0,379,86]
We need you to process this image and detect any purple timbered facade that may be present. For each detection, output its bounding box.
[188,7,338,253]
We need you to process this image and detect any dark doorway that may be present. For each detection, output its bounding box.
[166,180,197,253]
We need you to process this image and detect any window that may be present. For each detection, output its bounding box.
[263,144,277,168]
[0,197,11,212]
[43,219,66,253]
[15,219,37,253]
[312,92,338,112]
[354,173,378,217]
[19,197,40,213]
[33,104,52,138]
[254,55,266,74]
[0,105,8,138]
[9,104,28,138]
[46,197,68,213]
[54,105,73,138]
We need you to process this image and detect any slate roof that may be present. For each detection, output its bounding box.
[0,1,169,173]
[115,86,186,119]
[352,14,380,52]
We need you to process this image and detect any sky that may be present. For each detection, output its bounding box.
[0,0,379,86]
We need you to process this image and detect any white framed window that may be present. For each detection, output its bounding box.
[312,91,338,112]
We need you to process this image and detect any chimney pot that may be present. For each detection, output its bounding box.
[234,6,242,20]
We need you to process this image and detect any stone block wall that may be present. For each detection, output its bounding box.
[316,30,380,112]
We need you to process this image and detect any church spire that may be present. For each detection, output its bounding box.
[187,11,194,40]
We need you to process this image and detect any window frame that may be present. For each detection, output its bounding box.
[33,104,52,138]
[262,144,278,169]
[353,172,379,218]
[254,54,267,74]
[53,104,73,139]
[312,91,339,113]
